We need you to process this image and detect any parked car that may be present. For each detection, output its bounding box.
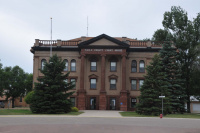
[0,101,5,108]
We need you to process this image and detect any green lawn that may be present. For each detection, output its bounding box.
[120,111,200,119]
[0,109,83,115]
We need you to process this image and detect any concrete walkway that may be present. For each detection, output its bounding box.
[79,110,123,118]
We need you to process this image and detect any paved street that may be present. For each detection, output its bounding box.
[0,113,200,133]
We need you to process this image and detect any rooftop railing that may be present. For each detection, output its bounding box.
[61,41,80,46]
[34,39,163,48]
[129,41,147,47]
[38,40,57,46]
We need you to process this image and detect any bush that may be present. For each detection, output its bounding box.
[24,91,34,104]
[71,107,79,112]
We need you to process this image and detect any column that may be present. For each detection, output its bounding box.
[99,54,107,110]
[80,54,85,90]
[122,55,126,90]
[77,54,86,110]
[101,54,106,91]
[120,54,128,111]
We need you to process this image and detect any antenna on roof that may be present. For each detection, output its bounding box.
[50,17,52,57]
[87,16,88,37]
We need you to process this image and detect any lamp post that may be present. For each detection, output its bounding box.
[159,96,165,117]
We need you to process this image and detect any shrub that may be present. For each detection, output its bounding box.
[24,91,35,104]
[71,107,79,112]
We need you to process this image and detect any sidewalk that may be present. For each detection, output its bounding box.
[79,110,123,118]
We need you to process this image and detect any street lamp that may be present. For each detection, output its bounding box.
[159,96,165,118]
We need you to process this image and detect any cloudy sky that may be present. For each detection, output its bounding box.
[0,0,200,73]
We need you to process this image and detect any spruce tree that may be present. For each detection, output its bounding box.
[30,55,74,114]
[159,42,187,113]
[136,54,171,116]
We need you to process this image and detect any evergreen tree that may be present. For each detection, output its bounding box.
[30,55,74,114]
[159,42,187,113]
[136,54,171,115]
[158,6,200,112]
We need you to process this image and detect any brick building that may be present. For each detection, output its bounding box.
[30,34,162,111]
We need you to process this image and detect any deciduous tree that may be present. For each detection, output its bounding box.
[4,66,26,108]
[0,62,4,97]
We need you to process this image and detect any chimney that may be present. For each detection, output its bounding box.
[81,36,86,42]
[122,37,127,42]
[34,39,39,46]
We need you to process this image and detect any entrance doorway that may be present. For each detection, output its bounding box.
[110,98,116,110]
[90,98,96,110]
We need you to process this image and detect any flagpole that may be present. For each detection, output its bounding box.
[50,17,52,57]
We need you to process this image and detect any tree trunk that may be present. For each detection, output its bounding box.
[187,95,190,113]
[12,98,15,108]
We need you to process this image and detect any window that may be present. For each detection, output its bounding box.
[131,98,137,108]
[64,79,68,83]
[64,59,68,71]
[131,60,137,72]
[91,61,97,71]
[71,59,76,71]
[71,78,76,89]
[20,96,22,102]
[139,80,144,89]
[139,60,145,72]
[110,79,116,90]
[41,59,46,70]
[110,61,117,72]
[90,79,96,89]
[131,80,137,90]
[70,97,75,107]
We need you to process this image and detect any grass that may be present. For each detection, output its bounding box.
[120,111,200,119]
[0,109,83,115]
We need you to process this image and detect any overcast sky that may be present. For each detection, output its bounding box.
[0,0,200,73]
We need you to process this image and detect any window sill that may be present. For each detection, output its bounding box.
[90,88,97,90]
[90,70,97,72]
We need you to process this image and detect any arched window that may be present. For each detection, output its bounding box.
[71,59,76,71]
[64,59,68,71]
[41,59,46,70]
[131,60,137,72]
[139,60,145,72]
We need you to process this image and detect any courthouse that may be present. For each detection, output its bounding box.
[31,34,161,111]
